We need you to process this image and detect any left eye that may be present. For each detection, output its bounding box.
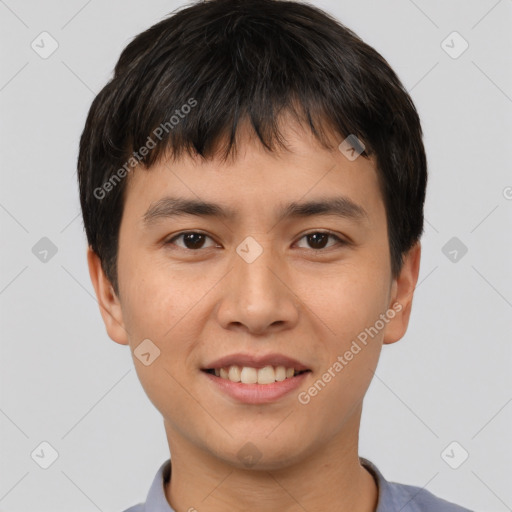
[165,231,345,251]
[166,232,218,250]
[295,231,345,250]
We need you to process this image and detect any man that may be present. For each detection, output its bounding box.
[78,0,473,510]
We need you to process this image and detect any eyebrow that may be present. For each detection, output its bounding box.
[142,195,368,227]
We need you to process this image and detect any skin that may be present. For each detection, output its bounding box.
[88,116,421,512]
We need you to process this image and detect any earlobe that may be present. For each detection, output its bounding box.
[383,242,421,345]
[86,247,129,346]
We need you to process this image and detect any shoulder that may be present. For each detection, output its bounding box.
[360,458,474,512]
[118,459,173,512]
[385,480,474,511]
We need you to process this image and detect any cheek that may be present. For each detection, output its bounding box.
[119,254,195,341]
[119,256,209,392]
[299,274,386,426]
[310,262,391,342]
[317,268,390,408]
[121,265,203,422]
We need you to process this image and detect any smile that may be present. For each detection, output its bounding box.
[204,365,310,384]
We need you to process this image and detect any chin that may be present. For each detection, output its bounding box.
[215,436,311,472]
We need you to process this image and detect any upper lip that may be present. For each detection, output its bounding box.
[203,353,310,371]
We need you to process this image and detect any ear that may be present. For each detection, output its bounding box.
[383,242,421,345]
[87,247,129,345]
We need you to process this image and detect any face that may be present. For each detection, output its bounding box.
[88,118,420,471]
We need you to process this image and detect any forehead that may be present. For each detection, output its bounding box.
[121,118,383,227]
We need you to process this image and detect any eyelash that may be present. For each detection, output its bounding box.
[164,230,348,252]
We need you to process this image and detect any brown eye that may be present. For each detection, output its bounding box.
[295,231,345,250]
[166,232,216,250]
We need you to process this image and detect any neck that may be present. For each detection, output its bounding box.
[163,408,378,512]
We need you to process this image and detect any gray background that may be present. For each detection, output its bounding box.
[1,0,511,510]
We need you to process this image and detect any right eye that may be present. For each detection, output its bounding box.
[164,231,219,251]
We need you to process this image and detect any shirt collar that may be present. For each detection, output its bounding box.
[144,457,393,511]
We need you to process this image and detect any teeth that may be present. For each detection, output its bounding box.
[257,365,275,384]
[275,366,286,381]
[240,367,258,384]
[214,365,304,384]
[228,365,241,382]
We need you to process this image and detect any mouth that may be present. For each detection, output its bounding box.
[202,366,311,385]
[201,365,311,404]
[200,353,312,403]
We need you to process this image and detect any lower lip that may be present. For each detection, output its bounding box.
[202,370,311,404]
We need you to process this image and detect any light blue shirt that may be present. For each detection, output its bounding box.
[123,457,473,511]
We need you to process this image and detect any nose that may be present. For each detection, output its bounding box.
[215,240,300,335]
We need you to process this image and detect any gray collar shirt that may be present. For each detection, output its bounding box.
[122,458,473,511]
